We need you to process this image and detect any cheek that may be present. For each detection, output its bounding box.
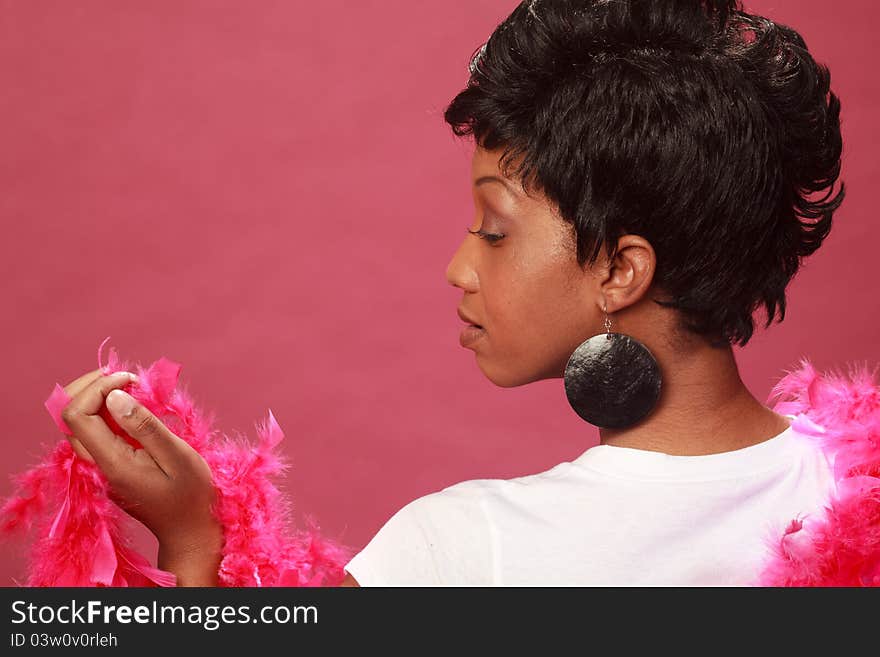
[518,247,584,314]
[489,258,586,348]
[474,245,592,384]
[479,283,586,385]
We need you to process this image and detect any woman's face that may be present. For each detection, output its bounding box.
[445,146,605,387]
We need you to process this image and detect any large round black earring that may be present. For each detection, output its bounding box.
[563,301,662,429]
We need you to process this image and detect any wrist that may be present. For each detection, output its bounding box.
[158,526,224,587]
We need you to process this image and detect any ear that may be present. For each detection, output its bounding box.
[598,234,656,313]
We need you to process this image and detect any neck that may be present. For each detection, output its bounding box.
[598,340,792,456]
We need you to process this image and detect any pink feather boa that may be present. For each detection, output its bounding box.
[2,340,878,586]
[757,358,880,586]
[1,338,354,587]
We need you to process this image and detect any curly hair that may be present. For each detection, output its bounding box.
[444,0,844,348]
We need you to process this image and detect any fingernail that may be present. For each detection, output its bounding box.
[107,389,136,418]
[115,371,139,382]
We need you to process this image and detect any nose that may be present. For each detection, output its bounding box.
[445,231,479,292]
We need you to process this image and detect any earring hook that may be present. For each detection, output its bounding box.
[603,300,612,338]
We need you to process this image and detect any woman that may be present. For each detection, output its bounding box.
[58,0,846,585]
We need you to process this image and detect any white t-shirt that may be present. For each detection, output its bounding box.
[343,416,836,586]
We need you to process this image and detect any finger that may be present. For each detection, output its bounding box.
[105,389,190,477]
[61,372,139,473]
[62,368,104,397]
[68,436,96,463]
[61,368,106,460]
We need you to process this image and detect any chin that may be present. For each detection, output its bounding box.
[475,357,548,388]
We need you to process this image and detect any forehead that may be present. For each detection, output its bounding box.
[471,146,510,176]
[470,146,529,198]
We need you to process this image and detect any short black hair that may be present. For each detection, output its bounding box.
[444,0,844,348]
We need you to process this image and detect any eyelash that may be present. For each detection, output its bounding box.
[468,228,506,244]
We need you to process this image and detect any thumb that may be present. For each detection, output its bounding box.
[105,389,188,477]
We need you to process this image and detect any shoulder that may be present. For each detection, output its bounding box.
[393,478,492,528]
[342,464,577,586]
[399,462,579,530]
[413,462,574,509]
[343,480,495,586]
[439,460,578,498]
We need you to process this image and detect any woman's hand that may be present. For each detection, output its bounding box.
[60,369,223,585]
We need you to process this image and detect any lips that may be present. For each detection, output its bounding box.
[459,324,485,348]
[457,307,483,329]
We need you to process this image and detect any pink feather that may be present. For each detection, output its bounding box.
[1,337,353,587]
[757,358,880,586]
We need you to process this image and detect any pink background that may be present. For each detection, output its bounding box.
[1,0,877,586]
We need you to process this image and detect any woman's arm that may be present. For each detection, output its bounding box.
[340,571,360,587]
[60,370,225,587]
[158,530,224,587]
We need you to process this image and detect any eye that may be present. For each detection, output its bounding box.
[467,228,505,244]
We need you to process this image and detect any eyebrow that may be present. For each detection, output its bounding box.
[474,175,520,197]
